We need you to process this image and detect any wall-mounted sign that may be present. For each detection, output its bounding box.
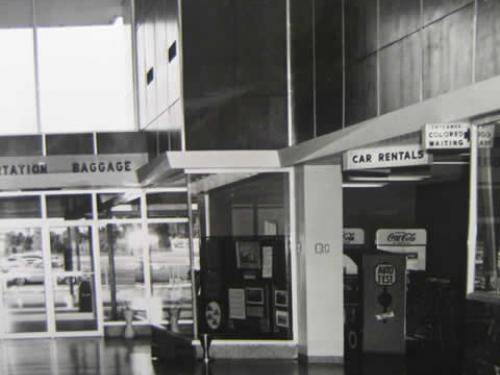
[375,263,396,286]
[0,154,149,190]
[478,125,495,148]
[343,228,365,245]
[343,145,431,171]
[376,229,427,271]
[376,229,427,246]
[423,122,470,149]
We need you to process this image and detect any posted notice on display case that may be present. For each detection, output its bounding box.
[228,288,246,320]
[262,246,273,278]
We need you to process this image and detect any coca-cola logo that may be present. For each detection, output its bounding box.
[344,232,355,241]
[387,232,416,243]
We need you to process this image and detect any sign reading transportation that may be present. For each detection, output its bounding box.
[0,154,148,190]
[343,145,430,171]
[423,123,470,149]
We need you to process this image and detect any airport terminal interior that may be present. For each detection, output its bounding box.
[1,0,500,374]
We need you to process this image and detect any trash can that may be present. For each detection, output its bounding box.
[78,279,93,312]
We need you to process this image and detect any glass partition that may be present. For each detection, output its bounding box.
[148,223,192,324]
[97,193,141,219]
[189,171,292,340]
[0,227,46,334]
[99,223,146,322]
[49,225,97,331]
[470,122,500,297]
[0,189,194,337]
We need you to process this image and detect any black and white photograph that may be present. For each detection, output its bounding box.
[0,0,497,374]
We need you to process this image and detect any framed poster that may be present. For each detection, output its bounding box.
[274,290,288,307]
[236,241,261,269]
[276,310,289,328]
[245,288,264,305]
[228,288,246,320]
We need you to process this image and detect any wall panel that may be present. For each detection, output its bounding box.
[423,0,473,26]
[315,0,343,135]
[346,54,377,126]
[345,0,377,62]
[144,9,158,125]
[476,0,500,82]
[379,0,421,47]
[154,0,169,116]
[136,20,148,129]
[423,5,473,99]
[291,0,314,143]
[380,33,421,114]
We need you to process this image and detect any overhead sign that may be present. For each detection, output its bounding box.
[423,123,470,150]
[0,154,148,190]
[343,144,431,171]
[343,228,365,245]
[376,229,427,271]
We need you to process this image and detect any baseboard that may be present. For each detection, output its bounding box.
[194,341,298,359]
[298,353,344,364]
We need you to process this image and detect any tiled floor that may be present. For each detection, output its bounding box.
[0,338,464,375]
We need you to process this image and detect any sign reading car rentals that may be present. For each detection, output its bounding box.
[423,122,470,149]
[343,228,365,245]
[376,229,427,271]
[343,145,431,171]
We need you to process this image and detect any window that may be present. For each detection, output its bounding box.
[36,0,135,133]
[470,121,500,299]
[0,0,38,134]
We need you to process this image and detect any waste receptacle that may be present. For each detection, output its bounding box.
[78,279,93,312]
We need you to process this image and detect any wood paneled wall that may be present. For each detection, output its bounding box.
[292,0,484,140]
[182,0,288,150]
[134,0,500,148]
[343,0,479,127]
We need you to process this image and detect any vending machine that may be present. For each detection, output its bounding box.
[362,253,407,354]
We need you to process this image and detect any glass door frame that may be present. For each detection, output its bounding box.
[45,220,104,338]
[0,218,103,339]
[0,187,192,339]
[0,218,47,339]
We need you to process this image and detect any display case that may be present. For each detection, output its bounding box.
[198,236,292,340]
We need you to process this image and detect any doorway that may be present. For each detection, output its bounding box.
[0,221,101,338]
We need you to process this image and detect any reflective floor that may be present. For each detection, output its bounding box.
[0,338,464,375]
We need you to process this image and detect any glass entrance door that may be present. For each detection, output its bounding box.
[49,225,98,333]
[0,226,48,335]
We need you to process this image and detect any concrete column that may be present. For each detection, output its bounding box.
[295,165,344,362]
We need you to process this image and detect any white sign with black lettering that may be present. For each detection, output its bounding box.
[478,125,495,148]
[375,263,396,286]
[376,229,427,271]
[343,145,430,171]
[343,228,365,245]
[423,123,470,149]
